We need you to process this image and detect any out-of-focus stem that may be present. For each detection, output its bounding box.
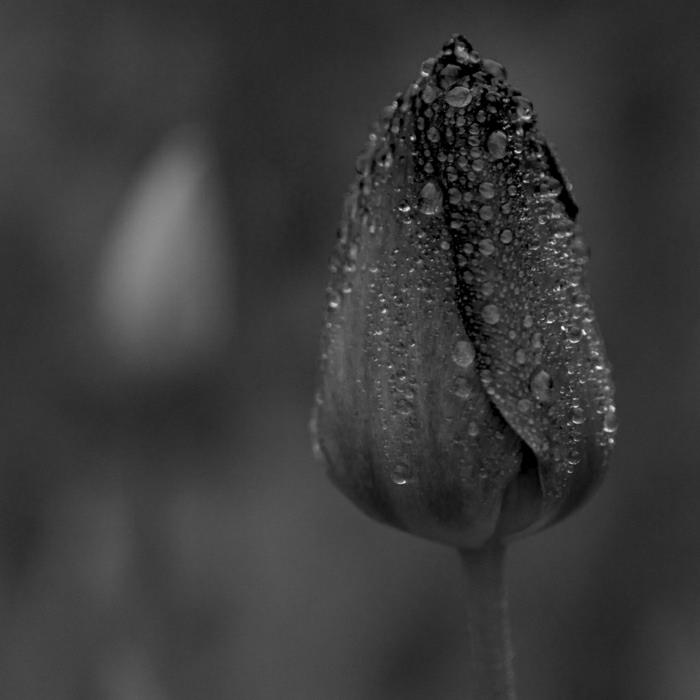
[460,544,516,699]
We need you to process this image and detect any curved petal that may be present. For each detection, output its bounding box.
[314,107,527,548]
[408,37,617,531]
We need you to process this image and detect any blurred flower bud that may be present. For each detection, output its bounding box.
[95,125,233,381]
[312,36,616,548]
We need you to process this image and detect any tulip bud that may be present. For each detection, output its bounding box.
[312,36,616,548]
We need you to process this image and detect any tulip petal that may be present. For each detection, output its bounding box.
[406,37,616,530]
[314,117,529,547]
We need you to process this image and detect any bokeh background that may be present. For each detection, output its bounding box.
[1,1,699,698]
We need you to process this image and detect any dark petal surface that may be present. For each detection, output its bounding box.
[313,110,526,548]
[407,37,616,530]
[313,35,616,544]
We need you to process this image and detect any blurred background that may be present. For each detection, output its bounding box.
[1,1,698,698]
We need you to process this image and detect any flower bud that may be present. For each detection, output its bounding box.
[312,36,616,548]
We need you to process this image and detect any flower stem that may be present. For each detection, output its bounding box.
[459,544,516,699]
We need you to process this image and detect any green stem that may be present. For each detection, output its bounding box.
[459,544,516,699]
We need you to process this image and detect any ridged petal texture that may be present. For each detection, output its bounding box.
[313,36,616,548]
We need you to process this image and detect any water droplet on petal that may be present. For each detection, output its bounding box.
[482,304,500,325]
[453,376,473,399]
[445,85,473,108]
[452,39,471,63]
[517,398,532,413]
[419,180,443,216]
[420,58,436,77]
[481,281,495,297]
[487,130,508,160]
[566,323,583,344]
[327,290,341,310]
[422,84,438,104]
[530,368,554,403]
[453,339,476,368]
[482,58,507,80]
[571,406,585,425]
[439,64,462,88]
[479,205,494,221]
[479,238,495,256]
[514,96,533,123]
[603,407,618,434]
[479,182,496,199]
[396,398,413,416]
[391,463,411,485]
[499,228,513,244]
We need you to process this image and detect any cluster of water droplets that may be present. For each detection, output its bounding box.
[319,35,615,512]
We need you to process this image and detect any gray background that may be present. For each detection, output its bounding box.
[1,1,698,698]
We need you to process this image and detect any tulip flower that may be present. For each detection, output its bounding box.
[312,34,616,547]
[312,35,617,697]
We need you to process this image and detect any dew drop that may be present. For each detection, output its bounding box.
[603,407,618,434]
[479,238,495,256]
[517,398,532,413]
[419,180,443,216]
[396,398,413,416]
[422,84,438,104]
[445,85,473,108]
[479,205,494,221]
[453,40,471,63]
[571,406,585,425]
[377,149,393,170]
[439,64,462,88]
[572,291,587,308]
[530,368,554,403]
[500,228,513,244]
[482,304,500,325]
[327,290,341,310]
[453,339,475,368]
[487,130,507,160]
[468,421,480,437]
[538,175,562,198]
[482,58,507,80]
[479,182,496,199]
[453,376,473,399]
[481,281,495,297]
[514,97,533,123]
[566,324,583,344]
[420,58,436,77]
[391,463,411,485]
